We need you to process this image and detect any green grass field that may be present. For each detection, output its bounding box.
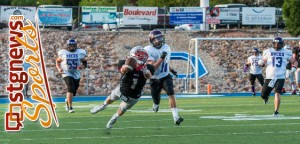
[1,96,300,144]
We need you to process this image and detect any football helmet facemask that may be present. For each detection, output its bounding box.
[149,30,165,49]
[67,39,77,52]
[130,46,148,65]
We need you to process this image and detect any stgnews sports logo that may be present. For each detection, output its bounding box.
[5,15,59,131]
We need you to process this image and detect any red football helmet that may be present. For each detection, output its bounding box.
[130,46,148,65]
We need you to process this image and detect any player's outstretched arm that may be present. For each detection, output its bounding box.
[120,57,136,74]
[148,51,167,70]
[56,58,63,74]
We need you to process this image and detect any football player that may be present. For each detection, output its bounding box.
[144,30,183,125]
[292,41,300,95]
[244,48,264,96]
[56,39,87,113]
[282,44,296,95]
[90,46,155,130]
[260,37,297,116]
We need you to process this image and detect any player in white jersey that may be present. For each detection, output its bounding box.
[244,48,264,96]
[56,39,87,113]
[144,30,183,125]
[260,37,297,116]
[282,44,297,95]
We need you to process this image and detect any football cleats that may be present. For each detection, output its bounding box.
[149,30,165,49]
[67,39,77,52]
[130,46,148,65]
[273,36,284,51]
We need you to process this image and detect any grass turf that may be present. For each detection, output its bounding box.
[0,96,300,144]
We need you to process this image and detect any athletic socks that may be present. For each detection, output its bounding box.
[171,108,179,121]
[292,85,296,91]
[251,85,255,93]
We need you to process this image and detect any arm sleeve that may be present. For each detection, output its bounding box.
[79,49,87,58]
[147,64,155,75]
[118,60,126,70]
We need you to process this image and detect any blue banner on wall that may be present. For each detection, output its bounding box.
[170,12,203,24]
[38,8,72,26]
[169,7,203,24]
[170,52,208,79]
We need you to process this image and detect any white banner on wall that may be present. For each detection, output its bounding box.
[123,7,158,25]
[242,7,275,25]
[0,6,36,23]
[219,8,239,21]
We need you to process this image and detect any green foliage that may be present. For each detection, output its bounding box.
[283,0,300,36]
[210,0,235,7]
[11,0,37,6]
[0,0,12,5]
[267,0,284,8]
[36,0,61,5]
[79,0,127,6]
[137,0,200,7]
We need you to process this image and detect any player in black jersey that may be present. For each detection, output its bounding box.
[90,46,155,130]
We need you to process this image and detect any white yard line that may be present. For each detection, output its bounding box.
[1,122,300,133]
[3,130,297,142]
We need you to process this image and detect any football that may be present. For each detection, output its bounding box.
[125,57,138,69]
[258,60,264,66]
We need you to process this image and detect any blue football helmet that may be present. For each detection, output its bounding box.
[149,30,165,49]
[273,37,284,51]
[67,39,77,52]
[253,47,259,55]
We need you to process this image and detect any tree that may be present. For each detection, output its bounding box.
[136,0,200,7]
[0,0,12,5]
[79,0,127,6]
[283,0,300,36]
[209,0,236,7]
[266,0,284,8]
[11,0,37,6]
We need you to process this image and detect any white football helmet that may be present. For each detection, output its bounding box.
[130,46,148,64]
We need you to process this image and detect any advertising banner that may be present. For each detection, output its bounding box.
[206,7,240,24]
[82,6,117,24]
[38,7,72,26]
[0,6,36,23]
[123,7,158,25]
[170,7,203,24]
[242,7,275,25]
